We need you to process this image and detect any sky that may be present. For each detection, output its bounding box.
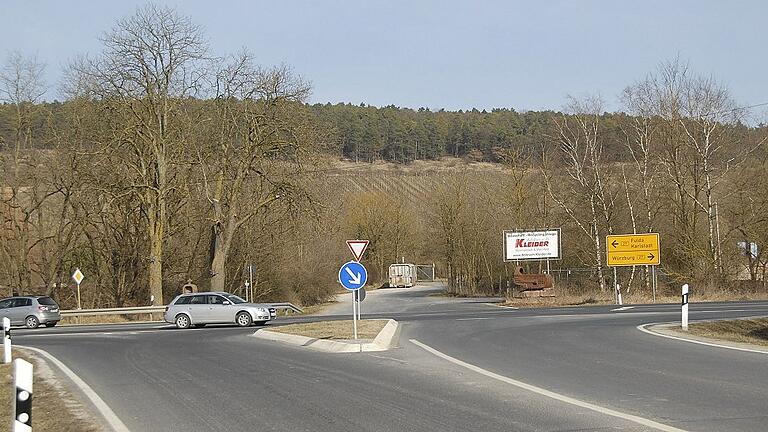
[1,0,766,117]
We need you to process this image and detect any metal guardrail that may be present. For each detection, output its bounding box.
[61,306,164,317]
[61,302,303,317]
[270,302,304,314]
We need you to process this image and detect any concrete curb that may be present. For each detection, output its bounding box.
[253,319,400,353]
[639,322,768,355]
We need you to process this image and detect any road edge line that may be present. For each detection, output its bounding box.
[409,339,687,432]
[637,322,768,355]
[485,303,518,310]
[18,345,130,432]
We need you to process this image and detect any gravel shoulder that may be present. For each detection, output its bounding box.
[1,350,104,432]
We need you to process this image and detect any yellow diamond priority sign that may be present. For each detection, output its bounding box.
[606,233,660,267]
[72,268,85,285]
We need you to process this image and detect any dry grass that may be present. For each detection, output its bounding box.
[1,352,102,431]
[687,318,768,347]
[501,290,768,308]
[270,319,388,340]
[297,301,339,316]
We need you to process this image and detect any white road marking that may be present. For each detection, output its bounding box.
[18,345,130,432]
[456,317,492,321]
[611,306,635,312]
[367,354,409,364]
[487,303,518,309]
[410,339,687,432]
[637,323,768,355]
[697,309,753,313]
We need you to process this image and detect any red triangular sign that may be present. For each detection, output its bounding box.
[346,240,369,262]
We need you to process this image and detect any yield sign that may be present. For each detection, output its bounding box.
[346,240,369,262]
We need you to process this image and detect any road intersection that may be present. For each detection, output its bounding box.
[13,283,768,431]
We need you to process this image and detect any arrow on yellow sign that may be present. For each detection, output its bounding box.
[606,233,660,267]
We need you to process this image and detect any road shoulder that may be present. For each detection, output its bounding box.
[18,346,131,432]
[639,322,768,355]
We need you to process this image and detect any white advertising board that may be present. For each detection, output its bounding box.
[504,229,561,261]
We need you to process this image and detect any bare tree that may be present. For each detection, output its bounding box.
[630,59,759,282]
[544,96,615,292]
[67,4,207,303]
[0,51,47,295]
[197,54,313,291]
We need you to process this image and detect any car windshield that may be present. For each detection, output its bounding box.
[37,297,58,306]
[224,294,246,304]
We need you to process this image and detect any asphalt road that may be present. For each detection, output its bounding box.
[13,284,768,432]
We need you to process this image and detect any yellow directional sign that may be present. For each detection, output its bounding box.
[606,233,660,266]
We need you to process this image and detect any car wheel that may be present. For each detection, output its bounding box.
[175,314,191,329]
[25,316,40,329]
[46,322,58,327]
[236,312,252,327]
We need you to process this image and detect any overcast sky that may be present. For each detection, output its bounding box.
[2,0,766,117]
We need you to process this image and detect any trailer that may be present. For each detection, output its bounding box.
[388,263,418,288]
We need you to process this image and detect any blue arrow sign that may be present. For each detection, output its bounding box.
[338,261,367,291]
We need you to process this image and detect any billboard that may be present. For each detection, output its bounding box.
[504,229,561,261]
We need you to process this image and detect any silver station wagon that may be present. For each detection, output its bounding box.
[164,292,276,329]
[0,296,62,328]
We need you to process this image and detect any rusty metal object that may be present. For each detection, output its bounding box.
[513,266,555,297]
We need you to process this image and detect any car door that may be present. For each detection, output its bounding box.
[185,295,210,323]
[207,295,233,323]
[16,298,34,324]
[5,299,25,325]
[0,299,14,325]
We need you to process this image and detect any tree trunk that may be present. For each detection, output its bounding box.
[147,199,164,305]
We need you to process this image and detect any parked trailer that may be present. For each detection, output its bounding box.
[389,263,418,287]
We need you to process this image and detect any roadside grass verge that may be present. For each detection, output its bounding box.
[269,319,387,340]
[1,352,102,431]
[687,318,768,347]
[501,291,768,308]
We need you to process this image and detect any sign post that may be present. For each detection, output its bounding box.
[682,283,689,330]
[342,240,369,340]
[338,261,367,341]
[606,233,660,304]
[71,268,85,310]
[606,234,660,267]
[354,288,366,320]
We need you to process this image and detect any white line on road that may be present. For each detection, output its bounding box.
[410,339,687,432]
[486,303,518,309]
[19,345,130,432]
[611,306,635,312]
[455,317,493,321]
[637,323,768,355]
